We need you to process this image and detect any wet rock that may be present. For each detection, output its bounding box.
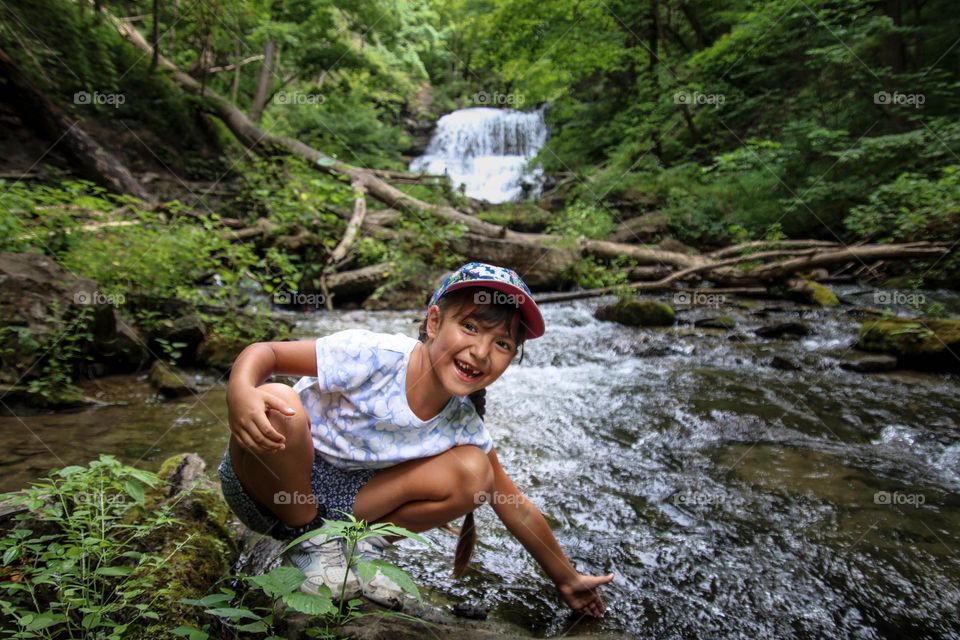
[148,314,206,364]
[196,332,245,372]
[839,354,898,373]
[857,317,960,372]
[773,278,840,307]
[695,316,737,330]
[0,251,109,381]
[148,360,198,397]
[755,322,810,339]
[770,355,801,371]
[90,307,150,373]
[595,298,676,327]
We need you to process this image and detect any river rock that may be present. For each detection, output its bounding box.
[770,355,801,371]
[148,314,206,364]
[695,316,737,330]
[857,317,960,372]
[148,360,198,397]
[839,354,898,373]
[755,322,810,339]
[773,278,840,307]
[595,298,676,327]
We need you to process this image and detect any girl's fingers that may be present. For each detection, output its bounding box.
[246,418,280,451]
[263,393,297,417]
[252,413,286,447]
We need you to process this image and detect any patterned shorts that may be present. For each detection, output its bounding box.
[218,448,378,541]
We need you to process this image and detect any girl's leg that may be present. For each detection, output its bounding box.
[352,445,495,532]
[229,382,318,528]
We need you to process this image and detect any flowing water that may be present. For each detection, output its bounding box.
[410,107,548,203]
[1,288,959,639]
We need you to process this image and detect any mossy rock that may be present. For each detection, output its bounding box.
[857,317,960,372]
[148,360,198,397]
[595,298,676,327]
[131,454,238,637]
[196,332,247,372]
[773,278,839,307]
[694,316,736,330]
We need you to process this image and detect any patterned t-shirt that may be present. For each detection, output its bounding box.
[292,329,493,471]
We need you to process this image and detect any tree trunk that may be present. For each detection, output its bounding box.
[250,39,275,122]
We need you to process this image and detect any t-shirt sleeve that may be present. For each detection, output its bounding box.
[310,330,380,393]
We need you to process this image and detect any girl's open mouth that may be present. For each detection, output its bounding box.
[454,358,483,380]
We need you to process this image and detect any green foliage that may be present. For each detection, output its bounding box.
[0,456,187,639]
[177,514,430,638]
[560,255,634,291]
[846,165,960,242]
[546,201,617,239]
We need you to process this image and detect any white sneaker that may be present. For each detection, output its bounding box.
[283,534,362,600]
[353,536,406,608]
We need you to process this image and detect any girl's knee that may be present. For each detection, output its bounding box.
[449,445,494,498]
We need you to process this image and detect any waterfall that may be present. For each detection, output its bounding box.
[410,107,548,203]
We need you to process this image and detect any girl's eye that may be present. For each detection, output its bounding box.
[462,322,477,332]
[497,340,514,351]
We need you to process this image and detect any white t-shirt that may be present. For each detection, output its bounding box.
[292,329,493,470]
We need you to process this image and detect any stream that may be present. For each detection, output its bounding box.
[1,287,959,638]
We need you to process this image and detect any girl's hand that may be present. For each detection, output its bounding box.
[227,384,295,453]
[557,572,614,618]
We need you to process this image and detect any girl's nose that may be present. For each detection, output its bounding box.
[470,337,491,362]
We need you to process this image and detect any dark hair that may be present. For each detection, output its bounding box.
[417,286,527,577]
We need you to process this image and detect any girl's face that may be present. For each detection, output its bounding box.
[424,301,520,395]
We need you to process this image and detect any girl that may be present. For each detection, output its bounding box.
[219,262,613,617]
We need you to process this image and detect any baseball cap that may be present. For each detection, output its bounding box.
[427,262,545,339]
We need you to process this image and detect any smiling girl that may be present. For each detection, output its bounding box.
[218,262,613,616]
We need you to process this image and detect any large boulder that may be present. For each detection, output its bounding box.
[857,317,960,372]
[595,298,676,327]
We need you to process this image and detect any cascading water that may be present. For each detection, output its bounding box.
[410,107,548,203]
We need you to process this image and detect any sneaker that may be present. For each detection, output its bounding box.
[283,534,362,600]
[352,536,406,608]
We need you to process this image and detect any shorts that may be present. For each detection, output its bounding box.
[218,448,378,541]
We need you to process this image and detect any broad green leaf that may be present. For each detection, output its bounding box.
[179,592,233,607]
[281,591,335,616]
[96,565,133,577]
[123,480,145,503]
[205,607,259,620]
[372,561,420,599]
[3,546,20,565]
[172,625,209,640]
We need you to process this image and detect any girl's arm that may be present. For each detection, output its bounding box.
[485,448,614,618]
[226,340,318,453]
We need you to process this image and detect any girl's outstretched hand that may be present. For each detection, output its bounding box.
[227,385,295,453]
[557,572,614,618]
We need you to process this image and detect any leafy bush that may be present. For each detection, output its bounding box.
[0,456,185,639]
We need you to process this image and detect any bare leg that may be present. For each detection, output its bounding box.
[352,445,494,532]
[229,382,317,527]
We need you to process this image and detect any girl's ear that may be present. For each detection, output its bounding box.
[425,304,442,339]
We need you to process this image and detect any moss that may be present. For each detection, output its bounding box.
[695,316,736,329]
[475,203,552,232]
[125,455,241,636]
[595,298,676,327]
[857,317,960,372]
[774,278,839,307]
